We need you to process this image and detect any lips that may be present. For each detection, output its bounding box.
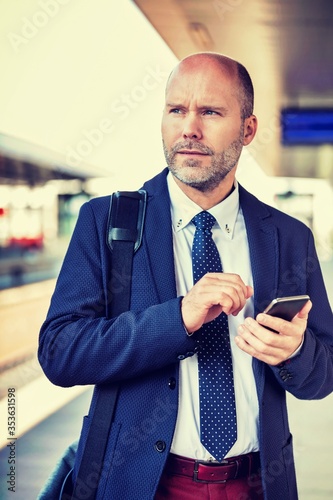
[177,149,208,155]
[172,141,213,156]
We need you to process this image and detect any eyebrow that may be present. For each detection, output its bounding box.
[165,103,229,113]
[165,103,184,108]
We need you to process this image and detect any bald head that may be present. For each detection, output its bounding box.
[166,52,254,119]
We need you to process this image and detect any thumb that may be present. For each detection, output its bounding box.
[296,300,312,319]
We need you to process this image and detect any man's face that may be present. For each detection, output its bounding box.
[161,59,246,192]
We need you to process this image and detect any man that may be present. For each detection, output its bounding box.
[39,53,333,499]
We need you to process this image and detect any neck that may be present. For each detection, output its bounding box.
[172,173,236,210]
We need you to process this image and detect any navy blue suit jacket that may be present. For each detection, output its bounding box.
[39,169,333,499]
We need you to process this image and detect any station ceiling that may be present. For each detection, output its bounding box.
[0,156,84,186]
[134,0,333,181]
[0,134,108,186]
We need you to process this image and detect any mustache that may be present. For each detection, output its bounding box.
[170,141,214,155]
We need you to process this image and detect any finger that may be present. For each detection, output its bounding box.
[236,316,304,364]
[235,322,292,366]
[257,307,308,337]
[234,335,285,365]
[256,313,286,334]
[237,319,281,350]
[234,331,281,365]
[256,312,302,336]
[195,277,248,315]
[196,289,242,316]
[205,273,249,297]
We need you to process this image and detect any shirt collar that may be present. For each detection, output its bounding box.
[167,172,239,239]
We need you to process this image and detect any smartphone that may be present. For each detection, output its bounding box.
[263,295,310,321]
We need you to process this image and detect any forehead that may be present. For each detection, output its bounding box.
[165,58,239,106]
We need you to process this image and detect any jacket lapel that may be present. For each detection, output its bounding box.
[141,170,178,304]
[239,185,280,399]
[239,185,279,315]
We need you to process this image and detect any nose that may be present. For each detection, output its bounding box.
[182,113,203,140]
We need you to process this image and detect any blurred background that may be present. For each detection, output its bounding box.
[0,0,332,498]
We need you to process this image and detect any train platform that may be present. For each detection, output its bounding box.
[0,259,332,499]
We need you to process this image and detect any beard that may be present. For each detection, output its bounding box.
[163,127,244,192]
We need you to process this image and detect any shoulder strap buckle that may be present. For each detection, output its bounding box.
[107,189,147,253]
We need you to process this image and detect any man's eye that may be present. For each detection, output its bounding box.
[203,110,218,116]
[170,108,182,114]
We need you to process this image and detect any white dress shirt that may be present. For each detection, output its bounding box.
[167,173,259,461]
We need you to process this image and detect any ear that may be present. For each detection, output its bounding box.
[242,115,258,146]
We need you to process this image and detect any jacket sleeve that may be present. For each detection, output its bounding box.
[38,201,196,388]
[270,229,333,399]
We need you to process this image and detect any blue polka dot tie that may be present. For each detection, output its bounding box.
[192,211,237,462]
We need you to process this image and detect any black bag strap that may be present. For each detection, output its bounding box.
[71,190,147,500]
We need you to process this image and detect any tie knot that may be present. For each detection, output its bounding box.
[192,211,216,231]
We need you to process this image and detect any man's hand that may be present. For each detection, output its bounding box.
[181,273,253,334]
[235,300,312,365]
